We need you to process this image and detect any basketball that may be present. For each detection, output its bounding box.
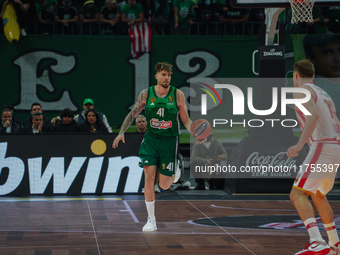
[190,119,211,141]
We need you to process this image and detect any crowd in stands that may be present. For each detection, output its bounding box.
[1,0,339,36]
[0,0,335,36]
[0,99,113,134]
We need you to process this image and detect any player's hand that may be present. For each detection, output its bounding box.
[286,144,302,158]
[112,133,125,148]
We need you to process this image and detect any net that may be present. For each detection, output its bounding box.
[289,0,315,24]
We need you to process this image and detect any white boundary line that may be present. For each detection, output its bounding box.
[178,194,257,255]
[87,201,101,255]
[121,200,140,223]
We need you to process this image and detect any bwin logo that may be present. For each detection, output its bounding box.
[197,82,222,115]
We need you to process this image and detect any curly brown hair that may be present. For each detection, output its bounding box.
[155,62,172,73]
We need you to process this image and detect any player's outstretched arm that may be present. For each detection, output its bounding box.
[112,89,148,148]
[176,89,192,132]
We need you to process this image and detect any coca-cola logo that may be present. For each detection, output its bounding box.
[245,151,296,169]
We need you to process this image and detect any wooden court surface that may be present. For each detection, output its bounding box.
[0,192,339,255]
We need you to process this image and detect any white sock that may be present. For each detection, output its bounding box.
[145,200,155,220]
[324,222,339,246]
[304,218,323,241]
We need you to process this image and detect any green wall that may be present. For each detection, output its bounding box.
[0,35,258,125]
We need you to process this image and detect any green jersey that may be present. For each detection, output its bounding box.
[145,85,180,137]
[121,3,144,20]
[36,0,57,16]
[173,0,194,24]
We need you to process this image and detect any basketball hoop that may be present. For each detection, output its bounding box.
[289,0,315,24]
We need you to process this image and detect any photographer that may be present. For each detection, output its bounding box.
[191,132,228,190]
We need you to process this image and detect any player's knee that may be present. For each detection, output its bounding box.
[144,175,155,184]
[290,188,300,203]
[290,188,307,203]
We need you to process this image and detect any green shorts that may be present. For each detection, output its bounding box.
[139,131,178,177]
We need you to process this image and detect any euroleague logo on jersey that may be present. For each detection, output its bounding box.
[150,118,172,129]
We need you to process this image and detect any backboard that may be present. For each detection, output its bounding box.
[231,0,340,8]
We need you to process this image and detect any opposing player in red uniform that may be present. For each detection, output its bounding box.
[287,59,340,255]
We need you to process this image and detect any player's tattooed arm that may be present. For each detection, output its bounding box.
[176,89,192,133]
[118,89,148,135]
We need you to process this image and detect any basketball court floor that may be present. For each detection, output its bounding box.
[0,186,339,255]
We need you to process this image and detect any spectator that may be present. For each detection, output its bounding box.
[24,112,52,133]
[173,0,194,35]
[120,0,144,35]
[137,0,149,19]
[0,108,21,134]
[53,108,81,132]
[321,6,340,33]
[192,0,217,35]
[135,114,146,133]
[191,133,228,190]
[0,0,33,36]
[248,8,265,35]
[54,0,78,34]
[80,0,99,35]
[3,103,21,127]
[100,0,121,35]
[219,0,249,35]
[148,0,171,35]
[35,0,58,35]
[23,103,52,131]
[80,109,108,133]
[51,98,112,132]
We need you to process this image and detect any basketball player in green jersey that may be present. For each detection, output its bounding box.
[113,62,193,232]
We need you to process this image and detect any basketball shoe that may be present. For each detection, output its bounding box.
[295,240,330,255]
[329,242,340,255]
[142,217,157,232]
